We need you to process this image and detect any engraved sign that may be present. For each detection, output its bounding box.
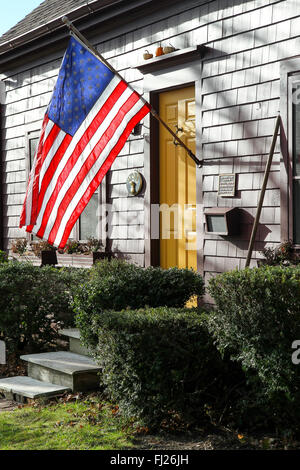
[0,341,5,365]
[218,173,236,197]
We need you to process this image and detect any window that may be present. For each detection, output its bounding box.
[26,130,101,242]
[29,136,39,169]
[291,79,300,244]
[79,189,100,240]
[288,75,300,245]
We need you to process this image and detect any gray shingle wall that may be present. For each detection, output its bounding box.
[0,0,293,273]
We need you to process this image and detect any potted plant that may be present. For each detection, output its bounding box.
[10,238,39,265]
[86,238,110,264]
[31,241,58,266]
[56,238,107,267]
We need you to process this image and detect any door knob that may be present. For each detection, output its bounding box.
[173,125,183,146]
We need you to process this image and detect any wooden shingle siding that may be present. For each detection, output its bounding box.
[199,1,289,280]
[0,0,297,272]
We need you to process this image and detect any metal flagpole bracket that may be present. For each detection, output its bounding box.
[61,16,72,29]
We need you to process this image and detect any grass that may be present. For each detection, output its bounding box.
[1,395,299,451]
[0,395,135,450]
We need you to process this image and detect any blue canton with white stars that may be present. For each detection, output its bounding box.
[48,37,114,136]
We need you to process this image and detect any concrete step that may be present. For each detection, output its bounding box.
[0,376,70,402]
[59,328,90,356]
[21,351,101,392]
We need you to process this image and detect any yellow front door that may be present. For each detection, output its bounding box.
[159,86,197,270]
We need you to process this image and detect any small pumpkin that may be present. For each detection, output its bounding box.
[163,45,175,54]
[143,50,153,60]
[155,45,164,56]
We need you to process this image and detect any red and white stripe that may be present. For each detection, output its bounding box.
[20,75,150,249]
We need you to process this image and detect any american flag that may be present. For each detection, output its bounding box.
[20,36,150,249]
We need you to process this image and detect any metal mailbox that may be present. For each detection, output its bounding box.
[204,207,240,236]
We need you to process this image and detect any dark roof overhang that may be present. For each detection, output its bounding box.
[0,0,160,71]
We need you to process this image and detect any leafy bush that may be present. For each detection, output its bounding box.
[0,250,8,263]
[74,258,205,315]
[59,238,103,254]
[31,240,56,258]
[207,265,300,429]
[260,240,300,266]
[77,307,234,427]
[0,262,88,353]
[10,238,27,255]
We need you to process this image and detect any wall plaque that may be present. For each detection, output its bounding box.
[126,171,143,196]
[218,173,236,197]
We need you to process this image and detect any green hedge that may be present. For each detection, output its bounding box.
[76,307,236,427]
[0,262,88,353]
[207,265,300,429]
[74,258,205,315]
[0,250,8,263]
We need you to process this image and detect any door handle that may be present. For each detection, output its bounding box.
[173,125,183,146]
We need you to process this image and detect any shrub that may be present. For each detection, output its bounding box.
[31,240,56,258]
[0,250,8,263]
[10,238,27,255]
[76,307,234,427]
[207,265,300,429]
[260,240,300,266]
[0,262,88,353]
[74,258,205,315]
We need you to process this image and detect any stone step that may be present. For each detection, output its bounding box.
[21,351,101,392]
[0,376,70,402]
[59,328,90,356]
[59,328,80,340]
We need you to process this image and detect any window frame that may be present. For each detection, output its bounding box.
[280,58,300,248]
[288,75,300,246]
[25,127,106,246]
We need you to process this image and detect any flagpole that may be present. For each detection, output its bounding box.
[61,16,203,167]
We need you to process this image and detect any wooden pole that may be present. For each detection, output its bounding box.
[61,16,202,167]
[245,114,281,268]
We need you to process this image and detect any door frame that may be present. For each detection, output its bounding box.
[142,61,203,272]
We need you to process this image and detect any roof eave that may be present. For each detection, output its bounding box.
[0,0,124,55]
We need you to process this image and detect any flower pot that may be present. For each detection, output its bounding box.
[41,250,58,266]
[56,253,93,268]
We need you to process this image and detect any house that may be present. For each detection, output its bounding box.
[0,0,297,284]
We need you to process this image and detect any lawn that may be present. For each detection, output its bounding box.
[0,395,135,450]
[1,394,299,451]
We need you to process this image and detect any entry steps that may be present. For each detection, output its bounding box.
[0,329,100,403]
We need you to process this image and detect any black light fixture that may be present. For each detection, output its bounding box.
[132,123,143,136]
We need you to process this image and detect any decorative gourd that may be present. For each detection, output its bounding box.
[143,50,153,60]
[163,45,176,54]
[155,45,164,56]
